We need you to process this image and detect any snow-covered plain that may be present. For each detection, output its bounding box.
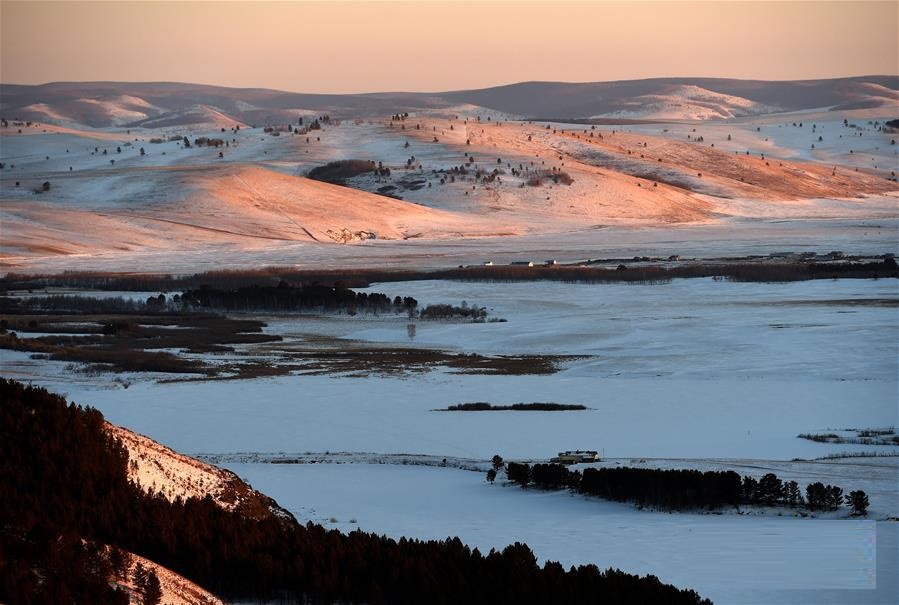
[4,277,897,604]
[4,83,899,604]
[9,276,895,596]
[220,462,896,605]
[14,278,897,459]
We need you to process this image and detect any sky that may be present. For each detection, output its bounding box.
[1,1,897,93]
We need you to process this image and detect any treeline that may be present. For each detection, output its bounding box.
[429,259,898,284]
[501,463,868,514]
[0,379,711,605]
[2,285,488,320]
[181,284,486,320]
[419,302,487,320]
[0,294,161,315]
[798,431,899,446]
[0,267,368,293]
[4,257,896,293]
[444,402,587,412]
[0,288,398,317]
[180,283,419,316]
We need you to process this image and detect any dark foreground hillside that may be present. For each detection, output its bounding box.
[0,379,711,605]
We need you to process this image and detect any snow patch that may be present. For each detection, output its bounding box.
[596,85,779,120]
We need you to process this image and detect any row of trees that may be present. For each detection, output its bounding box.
[180,282,419,316]
[0,285,422,318]
[419,302,488,320]
[5,257,896,295]
[180,284,488,320]
[1,293,152,315]
[0,380,711,605]
[499,462,868,515]
[445,259,899,283]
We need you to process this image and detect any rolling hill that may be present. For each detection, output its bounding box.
[2,76,896,128]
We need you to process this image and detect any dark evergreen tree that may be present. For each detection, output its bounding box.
[142,570,162,605]
[847,490,869,516]
[785,481,803,507]
[827,486,844,511]
[506,462,531,487]
[758,473,785,505]
[806,482,828,510]
[741,476,759,503]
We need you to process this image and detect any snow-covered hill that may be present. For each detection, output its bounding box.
[595,85,778,120]
[3,76,895,127]
[17,95,166,128]
[108,422,292,522]
[126,104,248,129]
[114,549,226,605]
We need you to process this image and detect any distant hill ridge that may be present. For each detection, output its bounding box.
[1,75,896,128]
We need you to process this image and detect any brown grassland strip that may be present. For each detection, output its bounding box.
[0,313,580,379]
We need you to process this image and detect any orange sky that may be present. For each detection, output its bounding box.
[1,1,896,93]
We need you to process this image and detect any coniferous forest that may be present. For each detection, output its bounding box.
[503,462,857,512]
[0,379,711,605]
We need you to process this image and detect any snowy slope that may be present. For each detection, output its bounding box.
[116,550,225,605]
[108,422,291,521]
[17,95,165,128]
[596,85,779,120]
[127,104,248,129]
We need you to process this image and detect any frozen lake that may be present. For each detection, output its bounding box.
[13,278,896,461]
[221,462,896,605]
[4,276,897,604]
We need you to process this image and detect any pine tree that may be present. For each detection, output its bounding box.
[758,474,785,505]
[133,562,148,590]
[847,490,869,516]
[142,570,162,605]
[785,481,803,507]
[806,482,827,510]
[741,476,759,503]
[827,486,844,511]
